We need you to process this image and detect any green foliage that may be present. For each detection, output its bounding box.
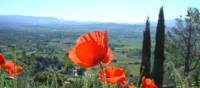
[29,53,36,66]
[33,70,67,87]
[166,7,200,78]
[19,51,26,63]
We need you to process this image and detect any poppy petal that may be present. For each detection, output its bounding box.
[76,31,107,46]
[68,47,82,66]
[98,66,126,83]
[76,41,106,66]
[1,60,14,69]
[101,48,112,65]
[67,31,111,68]
[7,65,23,77]
[106,75,126,83]
[15,65,23,75]
[141,76,158,88]
[0,53,5,64]
[68,47,93,67]
[106,67,126,83]
[68,41,107,67]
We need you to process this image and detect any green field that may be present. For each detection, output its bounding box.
[0,28,145,87]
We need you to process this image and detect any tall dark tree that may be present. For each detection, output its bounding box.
[140,17,151,78]
[152,6,165,88]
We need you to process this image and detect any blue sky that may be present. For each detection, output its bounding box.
[0,0,199,23]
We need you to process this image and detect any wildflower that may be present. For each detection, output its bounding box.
[7,65,23,79]
[0,53,5,64]
[67,31,112,67]
[142,76,157,88]
[98,66,126,84]
[1,60,23,79]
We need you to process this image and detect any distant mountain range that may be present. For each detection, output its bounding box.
[0,15,175,30]
[0,15,74,25]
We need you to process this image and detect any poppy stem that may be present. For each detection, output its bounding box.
[9,45,17,88]
[99,63,107,88]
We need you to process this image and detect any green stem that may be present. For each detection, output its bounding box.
[54,70,57,88]
[10,45,17,88]
[0,69,3,87]
[47,72,49,88]
[99,63,106,88]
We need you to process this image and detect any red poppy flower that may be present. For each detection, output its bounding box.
[7,65,23,78]
[67,31,112,67]
[1,60,14,69]
[0,53,5,64]
[98,66,126,84]
[142,76,157,88]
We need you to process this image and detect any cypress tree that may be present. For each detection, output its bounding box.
[152,6,165,88]
[140,17,151,78]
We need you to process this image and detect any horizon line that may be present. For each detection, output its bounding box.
[0,14,176,24]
